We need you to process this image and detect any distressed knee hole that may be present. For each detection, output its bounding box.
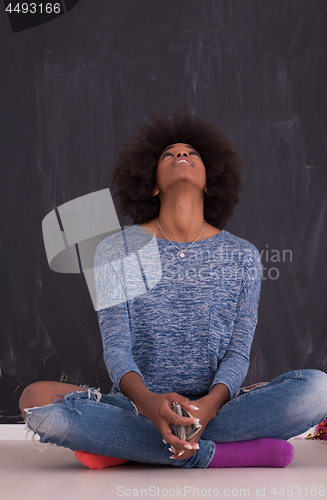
[25,404,74,446]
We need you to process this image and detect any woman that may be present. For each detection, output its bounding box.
[19,111,327,469]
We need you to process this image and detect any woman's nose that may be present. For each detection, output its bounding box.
[176,151,189,157]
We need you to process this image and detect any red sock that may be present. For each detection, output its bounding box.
[75,450,129,469]
[209,438,294,468]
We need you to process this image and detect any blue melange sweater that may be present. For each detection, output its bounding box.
[94,225,262,400]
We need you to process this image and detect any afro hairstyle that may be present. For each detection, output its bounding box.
[111,110,243,229]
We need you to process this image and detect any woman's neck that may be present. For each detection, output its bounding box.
[154,190,206,241]
[140,189,221,242]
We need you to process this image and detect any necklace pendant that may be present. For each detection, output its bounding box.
[179,251,185,257]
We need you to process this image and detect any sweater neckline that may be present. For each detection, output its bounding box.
[137,224,224,245]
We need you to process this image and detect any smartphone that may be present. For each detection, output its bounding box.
[172,402,202,441]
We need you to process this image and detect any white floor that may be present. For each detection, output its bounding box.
[1,439,326,500]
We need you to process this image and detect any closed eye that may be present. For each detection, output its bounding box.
[189,151,200,158]
[161,149,201,159]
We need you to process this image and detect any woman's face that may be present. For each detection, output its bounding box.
[154,143,207,196]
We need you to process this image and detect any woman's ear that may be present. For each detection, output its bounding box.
[152,186,159,197]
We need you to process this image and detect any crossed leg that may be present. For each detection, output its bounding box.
[18,370,327,469]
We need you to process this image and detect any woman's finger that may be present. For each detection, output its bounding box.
[168,409,200,427]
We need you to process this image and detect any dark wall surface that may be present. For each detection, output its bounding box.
[1,0,327,422]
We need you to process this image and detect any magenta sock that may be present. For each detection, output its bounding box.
[209,438,294,468]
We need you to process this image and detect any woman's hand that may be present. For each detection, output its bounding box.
[137,391,202,455]
[168,384,230,460]
[166,396,218,460]
[120,373,230,461]
[120,373,202,456]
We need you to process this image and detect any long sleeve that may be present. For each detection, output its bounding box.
[208,246,262,399]
[98,301,145,391]
[93,229,151,392]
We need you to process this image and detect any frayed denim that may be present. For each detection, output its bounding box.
[25,369,327,468]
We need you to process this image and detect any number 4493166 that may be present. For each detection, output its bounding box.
[5,3,62,14]
[271,485,326,497]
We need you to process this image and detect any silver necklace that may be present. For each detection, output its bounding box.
[156,218,206,257]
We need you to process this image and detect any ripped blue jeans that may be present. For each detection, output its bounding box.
[25,369,327,468]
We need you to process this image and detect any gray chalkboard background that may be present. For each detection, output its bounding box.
[1,0,326,423]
